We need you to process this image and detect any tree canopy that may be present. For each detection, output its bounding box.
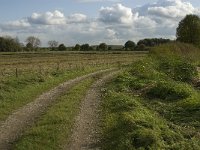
[124,40,136,50]
[176,14,200,46]
[81,44,90,51]
[0,36,22,52]
[48,40,58,51]
[137,38,171,47]
[26,36,41,49]
[58,44,66,51]
[98,43,108,51]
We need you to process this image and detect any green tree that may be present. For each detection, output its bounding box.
[81,44,90,51]
[74,44,81,51]
[124,40,136,50]
[0,36,22,52]
[176,14,200,46]
[99,43,108,51]
[58,44,66,51]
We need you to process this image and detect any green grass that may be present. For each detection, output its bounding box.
[13,78,95,150]
[0,66,106,121]
[100,43,200,150]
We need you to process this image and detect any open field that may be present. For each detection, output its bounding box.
[1,45,199,150]
[0,51,145,121]
[0,51,146,80]
[0,51,146,149]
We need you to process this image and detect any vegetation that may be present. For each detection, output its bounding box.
[101,43,200,150]
[124,40,136,50]
[98,43,108,51]
[14,78,95,150]
[48,40,59,51]
[0,51,142,121]
[80,43,90,51]
[0,36,22,52]
[177,14,200,47]
[137,38,171,47]
[25,36,41,50]
[58,44,66,51]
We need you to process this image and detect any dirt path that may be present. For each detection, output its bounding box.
[0,68,116,150]
[65,71,119,150]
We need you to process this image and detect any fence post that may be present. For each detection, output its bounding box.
[15,68,18,78]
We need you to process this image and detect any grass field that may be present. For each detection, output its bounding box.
[2,45,199,149]
[13,78,95,150]
[0,51,145,122]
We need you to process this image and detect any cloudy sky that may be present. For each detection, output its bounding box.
[0,0,200,46]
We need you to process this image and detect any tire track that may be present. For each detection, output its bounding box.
[0,68,116,150]
[65,71,120,150]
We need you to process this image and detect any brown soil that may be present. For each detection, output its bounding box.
[65,71,119,150]
[0,68,116,150]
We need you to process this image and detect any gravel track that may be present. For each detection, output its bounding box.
[0,68,116,150]
[66,71,119,150]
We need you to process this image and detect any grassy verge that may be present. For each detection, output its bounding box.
[13,78,95,150]
[101,43,200,149]
[0,66,107,121]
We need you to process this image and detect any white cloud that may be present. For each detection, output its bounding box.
[148,0,198,19]
[67,13,87,23]
[0,19,30,31]
[99,3,133,24]
[28,10,67,25]
[0,0,200,46]
[76,0,121,3]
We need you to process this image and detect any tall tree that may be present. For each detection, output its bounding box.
[81,44,90,51]
[99,43,108,51]
[176,14,200,46]
[0,36,22,52]
[124,40,136,50]
[48,40,58,51]
[58,44,66,51]
[74,44,81,51]
[25,36,41,48]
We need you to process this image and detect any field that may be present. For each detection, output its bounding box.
[0,50,146,149]
[0,45,200,149]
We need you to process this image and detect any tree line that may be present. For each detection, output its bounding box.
[0,14,200,52]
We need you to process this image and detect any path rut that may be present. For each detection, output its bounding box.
[0,68,115,150]
[66,71,119,150]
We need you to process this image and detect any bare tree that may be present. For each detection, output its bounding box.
[48,40,59,50]
[25,36,41,48]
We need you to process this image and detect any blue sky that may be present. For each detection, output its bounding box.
[0,0,200,46]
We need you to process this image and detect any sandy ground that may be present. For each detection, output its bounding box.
[65,71,119,150]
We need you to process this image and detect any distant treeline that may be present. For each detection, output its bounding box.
[0,36,172,52]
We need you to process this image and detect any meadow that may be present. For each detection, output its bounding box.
[0,51,145,123]
[1,45,200,149]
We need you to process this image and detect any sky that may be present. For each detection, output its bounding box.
[0,0,200,46]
